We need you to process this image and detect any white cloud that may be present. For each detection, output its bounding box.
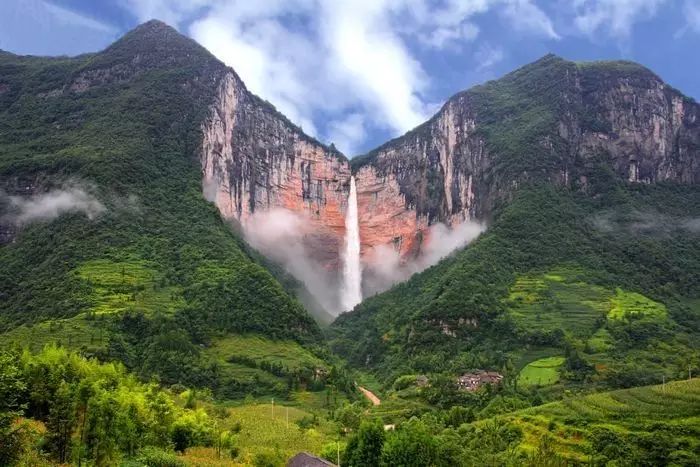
[42,1,117,34]
[326,113,367,156]
[502,0,560,39]
[683,0,700,34]
[122,0,561,153]
[573,0,667,39]
[420,23,480,49]
[475,43,505,71]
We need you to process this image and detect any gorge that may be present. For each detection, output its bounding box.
[198,49,699,316]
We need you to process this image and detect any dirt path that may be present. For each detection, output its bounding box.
[358,386,381,406]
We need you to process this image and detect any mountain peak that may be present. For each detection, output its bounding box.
[85,19,218,72]
[126,19,180,40]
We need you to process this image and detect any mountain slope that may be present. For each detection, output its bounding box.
[0,21,327,390]
[330,57,700,393]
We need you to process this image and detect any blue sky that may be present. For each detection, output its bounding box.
[2,0,699,156]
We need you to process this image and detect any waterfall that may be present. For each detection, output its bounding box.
[341,176,362,311]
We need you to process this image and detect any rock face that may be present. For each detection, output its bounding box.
[201,71,351,270]
[352,56,699,235]
[199,55,700,286]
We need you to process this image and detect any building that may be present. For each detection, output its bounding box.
[457,371,503,391]
[287,452,337,467]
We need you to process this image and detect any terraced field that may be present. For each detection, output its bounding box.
[506,269,611,337]
[1,313,110,353]
[182,402,339,466]
[76,258,184,315]
[608,288,667,320]
[204,335,328,393]
[495,378,700,462]
[2,259,184,353]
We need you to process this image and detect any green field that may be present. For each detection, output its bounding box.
[202,334,328,397]
[608,288,667,321]
[1,313,110,353]
[496,378,700,462]
[76,258,184,315]
[517,356,564,387]
[181,402,339,466]
[506,267,612,337]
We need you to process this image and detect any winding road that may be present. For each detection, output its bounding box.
[358,386,381,406]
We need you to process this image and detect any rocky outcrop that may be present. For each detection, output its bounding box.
[352,55,699,233]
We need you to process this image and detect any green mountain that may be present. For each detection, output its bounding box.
[1,19,700,466]
[330,57,700,397]
[0,21,334,394]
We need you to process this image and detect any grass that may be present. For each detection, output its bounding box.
[517,356,565,387]
[1,313,110,354]
[206,335,325,373]
[608,288,667,321]
[493,378,700,462]
[202,335,328,397]
[76,258,184,315]
[189,402,339,465]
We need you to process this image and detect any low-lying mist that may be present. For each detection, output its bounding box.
[591,210,700,235]
[239,207,485,316]
[240,208,343,314]
[1,184,105,225]
[362,220,486,296]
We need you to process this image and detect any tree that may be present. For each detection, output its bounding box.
[46,381,76,463]
[380,420,437,467]
[343,419,385,467]
[0,350,27,466]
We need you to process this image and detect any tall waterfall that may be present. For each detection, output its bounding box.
[341,176,362,311]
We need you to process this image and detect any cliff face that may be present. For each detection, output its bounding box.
[352,56,699,240]
[201,71,351,270]
[199,55,699,289]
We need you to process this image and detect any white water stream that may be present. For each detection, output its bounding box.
[341,176,362,311]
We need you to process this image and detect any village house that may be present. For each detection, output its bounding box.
[456,371,503,391]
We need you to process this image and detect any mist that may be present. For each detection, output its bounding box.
[363,220,486,296]
[591,210,700,235]
[239,208,485,315]
[240,208,342,314]
[1,185,105,225]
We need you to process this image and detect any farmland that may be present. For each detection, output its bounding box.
[494,378,700,462]
[505,267,612,337]
[517,356,564,387]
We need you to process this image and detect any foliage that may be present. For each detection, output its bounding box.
[0,346,218,465]
[331,184,700,398]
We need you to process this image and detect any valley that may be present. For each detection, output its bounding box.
[0,18,698,467]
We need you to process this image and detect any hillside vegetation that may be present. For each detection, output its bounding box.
[331,180,700,397]
[0,22,328,396]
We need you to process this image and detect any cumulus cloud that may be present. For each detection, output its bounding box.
[363,220,486,295]
[572,0,667,39]
[1,185,105,225]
